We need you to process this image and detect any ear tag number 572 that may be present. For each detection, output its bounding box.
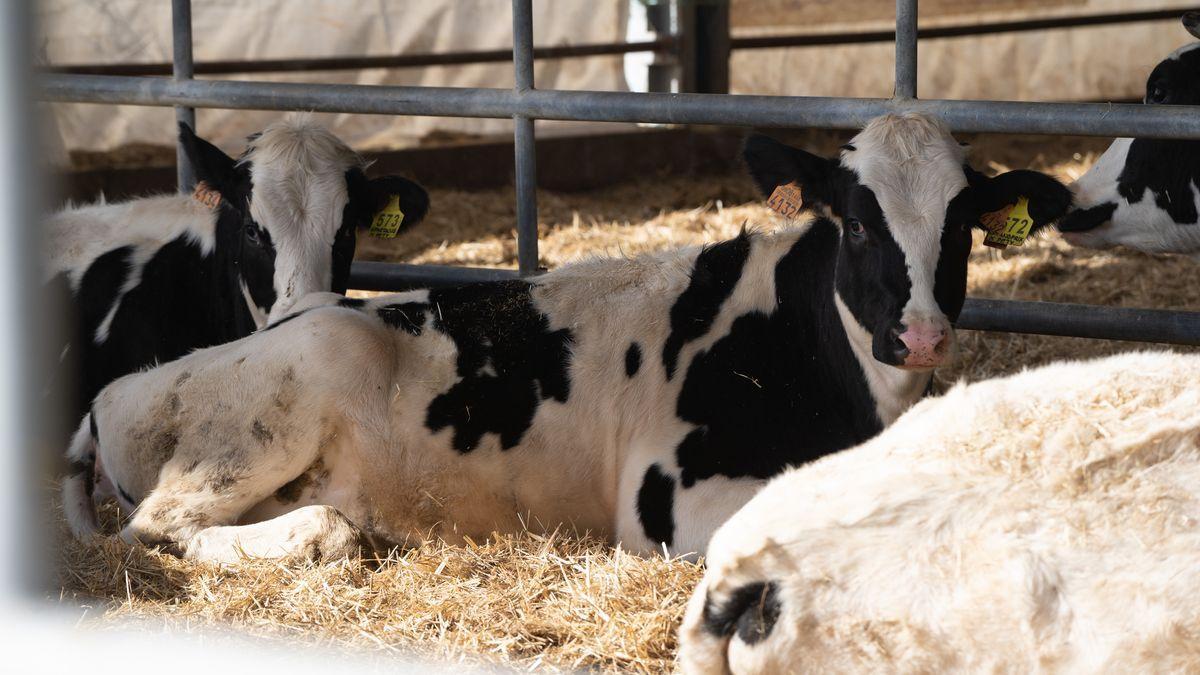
[983,196,1033,249]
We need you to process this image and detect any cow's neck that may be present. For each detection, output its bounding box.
[832,293,931,425]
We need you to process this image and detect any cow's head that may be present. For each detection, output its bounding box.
[1059,14,1200,255]
[745,113,1070,370]
[179,114,430,326]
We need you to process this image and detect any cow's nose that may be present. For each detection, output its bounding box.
[895,321,949,369]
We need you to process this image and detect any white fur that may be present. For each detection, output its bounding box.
[679,350,1200,674]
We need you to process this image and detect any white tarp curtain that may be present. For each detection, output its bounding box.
[732,0,1187,102]
[39,0,1189,155]
[38,0,630,153]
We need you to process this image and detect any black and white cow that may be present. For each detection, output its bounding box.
[62,113,1070,562]
[1058,13,1200,255]
[45,114,429,420]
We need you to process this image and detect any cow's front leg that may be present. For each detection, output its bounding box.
[185,505,365,564]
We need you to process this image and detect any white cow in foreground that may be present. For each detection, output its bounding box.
[680,350,1200,674]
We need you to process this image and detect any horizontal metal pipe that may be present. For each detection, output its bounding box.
[731,6,1197,50]
[349,261,518,291]
[37,74,1200,139]
[346,264,1200,345]
[42,39,672,77]
[956,299,1200,346]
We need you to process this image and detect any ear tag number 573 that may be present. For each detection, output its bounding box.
[368,195,406,239]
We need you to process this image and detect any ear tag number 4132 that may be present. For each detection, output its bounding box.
[368,195,406,239]
[983,196,1033,250]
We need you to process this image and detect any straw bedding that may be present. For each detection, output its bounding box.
[56,136,1199,671]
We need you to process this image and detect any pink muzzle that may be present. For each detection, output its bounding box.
[897,321,950,369]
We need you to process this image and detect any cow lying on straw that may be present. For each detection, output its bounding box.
[680,350,1200,674]
[62,112,1070,562]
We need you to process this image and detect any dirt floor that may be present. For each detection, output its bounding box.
[57,133,1200,672]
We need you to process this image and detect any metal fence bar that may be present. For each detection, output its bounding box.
[512,0,539,276]
[342,262,1200,346]
[350,261,518,290]
[957,299,1200,346]
[730,6,1199,50]
[171,0,195,191]
[38,74,1200,139]
[895,0,918,98]
[44,39,672,77]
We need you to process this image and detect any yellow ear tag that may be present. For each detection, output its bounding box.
[983,196,1033,249]
[368,195,406,238]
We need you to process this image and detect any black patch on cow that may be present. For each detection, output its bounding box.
[89,407,99,440]
[702,581,782,645]
[376,302,428,336]
[423,280,574,452]
[262,308,311,332]
[674,223,883,487]
[116,482,138,508]
[337,297,366,309]
[636,464,675,546]
[250,419,273,445]
[662,232,751,380]
[78,246,133,340]
[69,228,262,421]
[1117,138,1200,225]
[625,342,642,377]
[1058,202,1119,233]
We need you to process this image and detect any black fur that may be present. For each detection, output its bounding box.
[625,342,642,377]
[1058,202,1119,234]
[662,232,751,379]
[423,281,574,452]
[376,302,428,336]
[702,581,782,645]
[636,463,676,546]
[674,223,884,486]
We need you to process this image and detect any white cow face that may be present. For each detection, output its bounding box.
[179,115,430,326]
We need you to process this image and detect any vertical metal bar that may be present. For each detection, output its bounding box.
[695,0,731,95]
[895,0,918,99]
[512,0,539,276]
[172,0,196,191]
[646,1,677,93]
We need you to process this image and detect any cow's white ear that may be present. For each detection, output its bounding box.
[1185,11,1200,40]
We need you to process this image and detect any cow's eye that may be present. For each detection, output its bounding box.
[245,226,262,246]
[1148,85,1168,103]
[847,218,866,237]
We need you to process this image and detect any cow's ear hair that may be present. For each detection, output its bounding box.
[743,134,846,215]
[349,172,431,233]
[966,167,1073,234]
[178,122,242,197]
[1184,11,1200,40]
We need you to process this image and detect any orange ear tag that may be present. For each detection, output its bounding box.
[192,181,221,210]
[767,181,804,219]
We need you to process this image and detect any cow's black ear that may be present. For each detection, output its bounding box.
[355,174,430,233]
[1184,11,1200,40]
[968,167,1073,234]
[742,134,847,216]
[178,122,242,196]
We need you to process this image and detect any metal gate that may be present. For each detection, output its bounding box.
[38,0,1200,345]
